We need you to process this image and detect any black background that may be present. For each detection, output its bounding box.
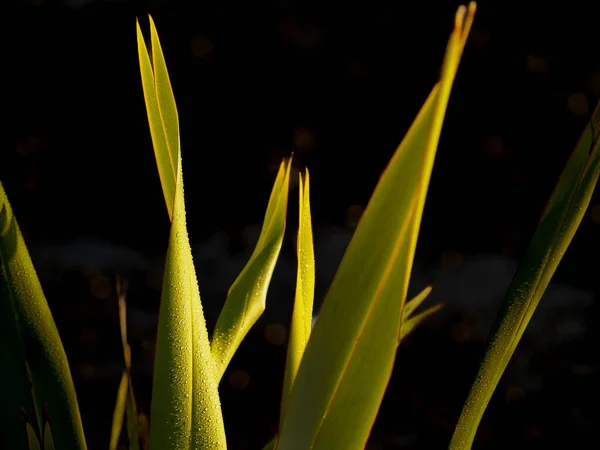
[2,0,599,449]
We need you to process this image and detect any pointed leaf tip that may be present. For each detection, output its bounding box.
[276,7,475,447]
[281,166,315,419]
[211,159,292,380]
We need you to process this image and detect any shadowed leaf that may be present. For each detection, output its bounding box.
[0,183,86,450]
[449,100,600,450]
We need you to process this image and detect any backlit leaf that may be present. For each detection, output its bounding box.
[281,170,315,419]
[149,155,226,449]
[211,160,292,380]
[276,4,476,449]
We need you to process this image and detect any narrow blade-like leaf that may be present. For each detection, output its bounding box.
[402,285,433,320]
[149,15,179,196]
[449,101,600,450]
[0,271,38,450]
[43,421,56,450]
[149,156,226,449]
[136,17,177,219]
[211,159,292,380]
[137,17,225,448]
[0,183,87,450]
[399,285,441,341]
[281,170,315,419]
[276,5,476,449]
[109,372,128,450]
[26,424,41,450]
[400,304,443,341]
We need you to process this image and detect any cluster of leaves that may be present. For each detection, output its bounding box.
[1,2,598,449]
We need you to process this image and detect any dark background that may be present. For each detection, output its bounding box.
[2,0,599,449]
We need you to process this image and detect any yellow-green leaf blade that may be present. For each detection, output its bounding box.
[400,303,443,341]
[136,18,176,219]
[43,421,56,450]
[399,286,440,342]
[109,372,128,450]
[211,159,292,381]
[276,6,475,449]
[402,285,433,320]
[149,160,226,450]
[0,183,87,450]
[281,170,315,419]
[449,101,599,450]
[26,424,41,450]
[149,15,179,192]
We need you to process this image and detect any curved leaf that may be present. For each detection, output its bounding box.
[137,16,226,448]
[0,270,36,450]
[276,5,476,449]
[211,159,292,380]
[449,101,600,450]
[0,183,86,450]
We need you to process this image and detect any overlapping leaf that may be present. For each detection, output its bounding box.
[276,4,476,449]
[137,16,226,449]
[137,16,178,220]
[400,285,442,341]
[449,101,600,450]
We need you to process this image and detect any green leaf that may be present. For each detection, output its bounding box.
[281,170,315,420]
[149,154,226,449]
[399,285,441,341]
[402,285,433,320]
[400,304,443,341]
[26,423,40,450]
[0,273,37,450]
[109,372,128,450]
[43,422,55,450]
[275,5,476,449]
[137,16,225,448]
[211,159,292,380]
[0,183,87,450]
[449,101,600,450]
[136,16,178,220]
